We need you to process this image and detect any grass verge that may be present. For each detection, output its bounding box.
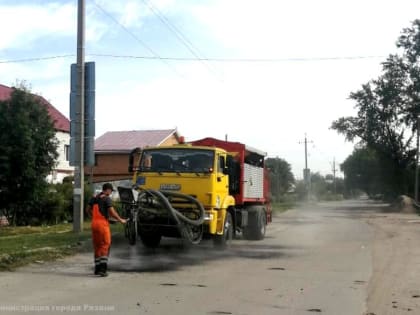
[0,222,121,271]
[272,202,294,213]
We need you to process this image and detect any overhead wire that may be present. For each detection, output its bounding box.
[0,53,387,64]
[141,0,222,81]
[89,53,386,63]
[92,1,185,79]
[0,55,74,64]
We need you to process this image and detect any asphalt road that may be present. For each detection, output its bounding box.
[1,199,417,315]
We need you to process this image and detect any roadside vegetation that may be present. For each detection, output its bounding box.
[266,157,296,209]
[0,86,58,226]
[0,223,90,271]
[332,20,420,201]
[272,201,294,213]
[0,222,125,271]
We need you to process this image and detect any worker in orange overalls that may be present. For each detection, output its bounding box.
[86,183,126,277]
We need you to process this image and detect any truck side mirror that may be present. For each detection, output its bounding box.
[128,147,141,173]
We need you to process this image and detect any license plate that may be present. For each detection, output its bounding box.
[160,184,181,191]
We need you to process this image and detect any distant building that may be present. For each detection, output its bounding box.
[0,84,73,183]
[88,129,180,184]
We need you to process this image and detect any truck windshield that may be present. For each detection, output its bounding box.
[139,149,215,173]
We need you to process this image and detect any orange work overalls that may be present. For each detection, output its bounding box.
[91,196,111,274]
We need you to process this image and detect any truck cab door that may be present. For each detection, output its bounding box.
[215,154,229,208]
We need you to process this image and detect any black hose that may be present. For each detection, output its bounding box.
[137,189,206,243]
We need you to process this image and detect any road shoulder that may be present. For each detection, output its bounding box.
[366,212,420,314]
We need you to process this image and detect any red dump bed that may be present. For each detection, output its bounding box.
[190,137,270,207]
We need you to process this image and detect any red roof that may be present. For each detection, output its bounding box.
[0,84,70,133]
[95,129,179,152]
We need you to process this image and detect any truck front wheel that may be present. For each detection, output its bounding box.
[213,212,233,249]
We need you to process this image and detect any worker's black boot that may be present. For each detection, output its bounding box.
[98,263,108,277]
[94,258,100,275]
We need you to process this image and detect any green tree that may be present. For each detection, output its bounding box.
[265,157,295,202]
[0,86,58,225]
[331,20,420,198]
[341,147,388,198]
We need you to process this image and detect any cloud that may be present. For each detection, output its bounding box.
[0,2,75,51]
[92,0,176,30]
[191,0,420,58]
[92,0,144,30]
[0,1,147,54]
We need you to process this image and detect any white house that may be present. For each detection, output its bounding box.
[48,130,74,183]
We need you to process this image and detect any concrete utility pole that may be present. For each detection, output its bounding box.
[73,0,85,233]
[299,134,313,201]
[332,157,338,195]
[415,116,420,203]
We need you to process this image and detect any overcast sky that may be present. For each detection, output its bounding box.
[1,0,419,178]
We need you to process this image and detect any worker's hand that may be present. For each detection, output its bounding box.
[120,218,127,224]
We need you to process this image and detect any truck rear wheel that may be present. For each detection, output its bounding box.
[139,231,162,248]
[243,207,266,240]
[213,212,233,249]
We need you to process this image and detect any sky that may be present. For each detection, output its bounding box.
[1,0,419,179]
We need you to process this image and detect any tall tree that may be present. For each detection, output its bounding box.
[331,20,420,198]
[0,86,58,225]
[340,147,384,197]
[265,157,295,202]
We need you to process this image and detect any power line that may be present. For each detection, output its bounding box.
[0,54,74,64]
[141,0,221,80]
[0,53,387,65]
[93,2,158,58]
[143,0,201,57]
[92,1,185,79]
[90,53,386,63]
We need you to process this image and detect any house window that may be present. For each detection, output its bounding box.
[64,144,70,161]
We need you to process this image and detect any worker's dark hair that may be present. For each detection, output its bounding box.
[102,183,114,191]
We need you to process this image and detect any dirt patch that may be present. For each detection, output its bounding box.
[366,212,420,314]
[389,195,418,214]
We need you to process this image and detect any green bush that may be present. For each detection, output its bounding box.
[38,182,93,225]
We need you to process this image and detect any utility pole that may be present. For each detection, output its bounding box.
[299,134,313,201]
[332,157,337,196]
[415,116,420,202]
[73,0,85,233]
